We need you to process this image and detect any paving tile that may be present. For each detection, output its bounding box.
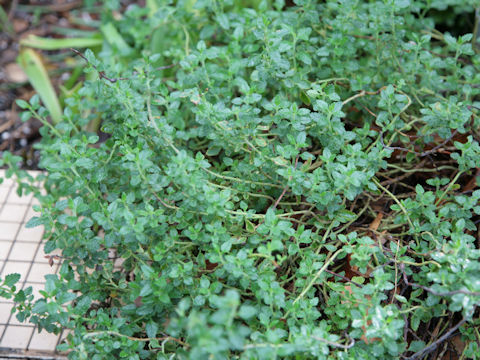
[25,171,42,182]
[16,224,44,242]
[25,205,41,222]
[0,170,60,355]
[25,263,56,283]
[8,242,38,262]
[0,325,34,349]
[0,187,11,203]
[34,249,49,264]
[0,204,28,223]
[0,222,21,240]
[35,245,60,264]
[4,183,18,197]
[0,171,14,187]
[0,261,30,280]
[8,311,32,326]
[0,241,12,260]
[58,328,72,344]
[56,329,72,354]
[29,329,60,351]
[31,196,40,206]
[6,188,34,205]
[0,303,14,325]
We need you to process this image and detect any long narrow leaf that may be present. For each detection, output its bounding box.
[20,34,103,50]
[146,0,159,17]
[0,6,14,37]
[18,49,62,124]
[100,23,132,56]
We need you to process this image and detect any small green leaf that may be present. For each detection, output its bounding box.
[300,91,311,105]
[408,340,426,352]
[206,146,222,156]
[26,216,43,228]
[75,158,95,170]
[16,99,29,109]
[255,138,268,147]
[245,219,256,233]
[32,300,48,313]
[238,305,256,320]
[146,321,158,338]
[140,283,153,296]
[4,273,21,287]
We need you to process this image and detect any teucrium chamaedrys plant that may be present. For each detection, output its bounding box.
[1,0,480,359]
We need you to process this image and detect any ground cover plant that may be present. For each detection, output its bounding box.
[1,0,480,359]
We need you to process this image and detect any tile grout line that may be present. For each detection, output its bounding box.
[0,180,15,276]
[0,180,17,345]
[21,186,54,352]
[26,264,61,352]
[0,180,38,347]
[53,264,64,354]
[0,171,64,355]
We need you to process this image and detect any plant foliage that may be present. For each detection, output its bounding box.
[2,0,480,359]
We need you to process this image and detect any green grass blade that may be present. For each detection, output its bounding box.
[146,0,159,16]
[0,6,15,37]
[18,49,62,124]
[100,22,132,56]
[20,34,103,50]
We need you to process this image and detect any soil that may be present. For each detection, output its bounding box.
[0,0,108,169]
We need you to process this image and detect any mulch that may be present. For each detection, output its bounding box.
[0,0,102,169]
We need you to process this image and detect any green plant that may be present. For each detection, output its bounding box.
[2,0,480,359]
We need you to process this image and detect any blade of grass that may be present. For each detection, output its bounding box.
[0,6,15,37]
[52,26,98,37]
[146,0,159,17]
[16,1,82,13]
[20,34,103,50]
[18,48,62,124]
[100,22,132,56]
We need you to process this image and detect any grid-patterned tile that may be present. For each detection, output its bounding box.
[7,189,34,205]
[8,242,39,262]
[0,241,12,259]
[0,261,31,280]
[29,329,61,351]
[0,204,29,222]
[0,222,21,240]
[23,282,47,299]
[0,174,14,187]
[17,224,44,242]
[0,303,14,324]
[0,170,66,358]
[0,325,34,348]
[0,187,10,203]
[27,263,58,283]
